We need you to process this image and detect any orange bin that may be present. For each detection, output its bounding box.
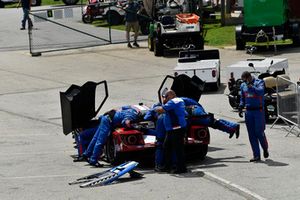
[176,13,200,24]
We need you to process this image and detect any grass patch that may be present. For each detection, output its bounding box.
[92,20,126,31]
[204,23,235,47]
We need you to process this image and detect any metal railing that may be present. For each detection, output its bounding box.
[27,3,148,56]
[271,76,300,137]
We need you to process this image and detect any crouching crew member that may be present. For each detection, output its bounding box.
[239,71,269,162]
[81,107,140,167]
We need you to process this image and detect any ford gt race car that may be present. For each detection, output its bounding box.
[60,74,210,165]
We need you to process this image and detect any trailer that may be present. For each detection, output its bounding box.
[235,0,300,50]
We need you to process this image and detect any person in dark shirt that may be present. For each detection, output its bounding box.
[17,0,33,30]
[124,0,141,48]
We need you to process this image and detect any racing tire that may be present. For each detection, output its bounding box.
[106,11,123,26]
[31,0,41,6]
[154,38,163,56]
[199,144,208,160]
[82,14,94,24]
[62,0,79,5]
[104,136,121,165]
[148,36,154,51]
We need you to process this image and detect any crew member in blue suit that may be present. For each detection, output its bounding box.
[182,97,240,139]
[81,107,140,167]
[239,71,269,162]
[155,90,187,174]
[144,103,167,171]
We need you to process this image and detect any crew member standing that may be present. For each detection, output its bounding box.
[17,0,33,30]
[155,90,187,173]
[239,71,269,162]
[124,0,141,48]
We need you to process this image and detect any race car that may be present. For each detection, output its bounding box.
[60,74,210,165]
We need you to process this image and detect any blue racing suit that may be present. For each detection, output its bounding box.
[83,107,139,165]
[145,113,166,168]
[182,97,239,135]
[162,97,187,171]
[240,77,268,158]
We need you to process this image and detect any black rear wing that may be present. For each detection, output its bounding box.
[158,74,205,104]
[60,81,108,135]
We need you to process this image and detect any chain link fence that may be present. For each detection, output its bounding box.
[271,76,300,137]
[28,3,148,56]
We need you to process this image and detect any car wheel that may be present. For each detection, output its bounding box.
[62,0,79,5]
[82,14,93,24]
[154,38,163,56]
[31,0,41,6]
[148,36,154,51]
[106,11,122,26]
[104,136,121,165]
[199,144,208,160]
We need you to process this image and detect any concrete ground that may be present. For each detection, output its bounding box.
[1,6,300,200]
[0,42,300,200]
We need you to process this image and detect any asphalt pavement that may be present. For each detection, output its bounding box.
[1,6,300,200]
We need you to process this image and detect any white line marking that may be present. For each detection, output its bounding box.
[198,170,267,200]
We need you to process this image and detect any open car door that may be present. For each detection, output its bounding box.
[158,74,205,104]
[60,81,108,135]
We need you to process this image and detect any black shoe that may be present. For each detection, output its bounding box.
[263,150,269,158]
[250,157,261,162]
[170,168,187,174]
[90,162,104,168]
[20,27,25,30]
[133,42,139,47]
[235,124,240,139]
[73,155,88,162]
[127,43,132,48]
[229,131,234,139]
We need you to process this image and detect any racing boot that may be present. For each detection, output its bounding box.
[250,157,261,162]
[263,150,269,158]
[235,124,240,139]
[89,161,104,168]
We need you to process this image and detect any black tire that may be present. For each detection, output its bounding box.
[104,136,121,165]
[82,14,93,24]
[235,25,245,50]
[0,1,5,8]
[236,39,245,50]
[106,11,122,26]
[140,21,150,35]
[154,38,163,56]
[199,144,208,160]
[62,0,79,5]
[194,36,204,50]
[32,0,41,6]
[148,36,154,51]
[211,76,220,91]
